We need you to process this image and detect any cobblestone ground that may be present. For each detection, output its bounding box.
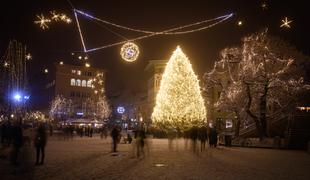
[1,135,310,180]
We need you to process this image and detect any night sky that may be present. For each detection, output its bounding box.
[1,0,309,106]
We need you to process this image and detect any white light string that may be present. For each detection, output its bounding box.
[74,9,233,35]
[73,9,234,53]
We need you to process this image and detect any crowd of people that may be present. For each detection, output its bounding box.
[1,119,225,167]
[0,120,47,166]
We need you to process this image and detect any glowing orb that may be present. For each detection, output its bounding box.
[120,42,139,62]
[117,106,125,114]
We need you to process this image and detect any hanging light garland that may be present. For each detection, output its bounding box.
[73,9,234,62]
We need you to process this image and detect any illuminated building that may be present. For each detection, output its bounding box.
[45,63,106,117]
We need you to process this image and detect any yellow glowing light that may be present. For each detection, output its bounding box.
[60,14,67,20]
[84,56,88,60]
[94,90,98,94]
[34,14,51,30]
[78,56,82,60]
[85,63,90,67]
[3,61,9,67]
[65,18,72,24]
[280,17,292,28]
[25,53,32,60]
[151,46,207,130]
[51,11,60,21]
[59,61,64,65]
[261,2,268,10]
[120,42,139,62]
[44,69,49,73]
[237,21,243,26]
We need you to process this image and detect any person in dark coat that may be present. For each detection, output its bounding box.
[34,123,47,165]
[198,126,208,151]
[111,126,120,152]
[11,122,23,165]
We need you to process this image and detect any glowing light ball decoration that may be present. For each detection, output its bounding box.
[151,46,207,131]
[117,106,125,114]
[120,42,139,62]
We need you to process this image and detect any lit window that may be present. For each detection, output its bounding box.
[82,80,86,87]
[71,70,76,74]
[87,80,92,87]
[70,78,75,86]
[76,79,81,86]
[77,70,81,75]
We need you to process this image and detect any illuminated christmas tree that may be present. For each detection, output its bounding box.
[152,46,207,131]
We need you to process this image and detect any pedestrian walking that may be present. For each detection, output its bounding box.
[11,121,23,165]
[34,123,47,165]
[111,126,120,152]
[198,126,208,151]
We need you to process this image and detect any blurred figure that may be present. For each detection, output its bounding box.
[49,124,53,136]
[198,126,208,151]
[190,127,199,154]
[34,123,47,165]
[90,126,93,138]
[1,121,12,147]
[167,129,177,151]
[127,133,132,144]
[11,121,23,165]
[111,126,120,152]
[136,128,146,158]
[208,128,218,148]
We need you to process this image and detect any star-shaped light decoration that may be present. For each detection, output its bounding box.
[25,53,32,60]
[261,1,268,10]
[34,14,51,30]
[280,17,292,28]
[51,11,60,21]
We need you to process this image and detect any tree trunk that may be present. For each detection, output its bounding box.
[259,83,268,137]
[245,83,264,139]
[234,110,241,137]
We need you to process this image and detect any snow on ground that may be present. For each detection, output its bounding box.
[1,135,310,180]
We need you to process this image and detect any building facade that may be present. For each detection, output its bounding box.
[144,60,167,124]
[46,63,106,118]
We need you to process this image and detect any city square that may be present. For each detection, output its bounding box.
[1,0,310,179]
[1,136,310,180]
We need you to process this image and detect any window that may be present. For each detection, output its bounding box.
[70,91,75,97]
[76,79,81,86]
[70,78,76,86]
[218,91,221,98]
[76,92,80,97]
[71,70,76,74]
[77,70,81,75]
[88,72,92,76]
[81,80,86,87]
[87,80,92,87]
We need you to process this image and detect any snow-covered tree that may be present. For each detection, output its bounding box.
[152,46,206,131]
